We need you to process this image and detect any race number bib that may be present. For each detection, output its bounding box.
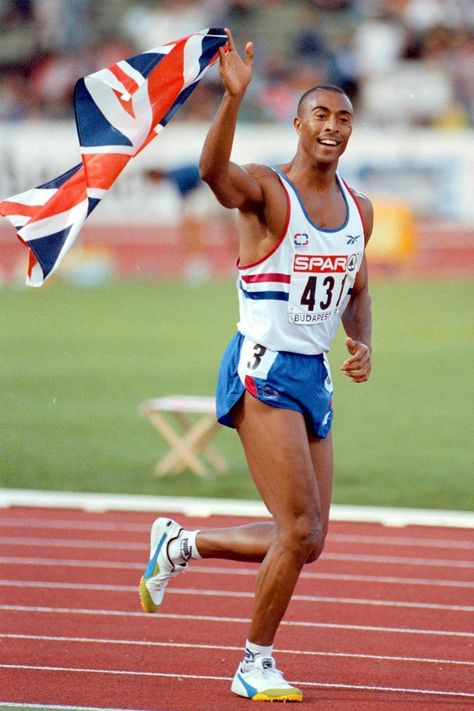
[288,253,358,324]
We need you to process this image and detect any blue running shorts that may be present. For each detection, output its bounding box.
[216,332,334,438]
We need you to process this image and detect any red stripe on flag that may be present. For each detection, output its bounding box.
[141,37,187,146]
[112,89,136,118]
[109,63,140,96]
[82,153,130,190]
[27,249,38,278]
[28,168,87,221]
[108,65,140,119]
[0,201,39,219]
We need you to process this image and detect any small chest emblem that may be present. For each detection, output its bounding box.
[346,234,361,245]
[294,232,309,248]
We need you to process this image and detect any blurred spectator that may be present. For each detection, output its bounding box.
[353,7,407,77]
[144,162,235,285]
[452,30,474,124]
[0,0,473,128]
[0,72,34,120]
[33,0,96,52]
[402,0,474,32]
[120,0,214,51]
[0,0,36,72]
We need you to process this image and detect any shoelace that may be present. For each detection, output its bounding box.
[261,666,284,682]
[249,660,285,683]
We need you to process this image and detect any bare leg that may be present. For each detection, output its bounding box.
[196,434,333,564]
[196,392,333,646]
[197,521,275,562]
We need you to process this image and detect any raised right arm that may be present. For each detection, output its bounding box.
[199,29,264,210]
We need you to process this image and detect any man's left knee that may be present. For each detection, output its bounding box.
[305,529,327,564]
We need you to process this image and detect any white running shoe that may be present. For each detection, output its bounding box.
[231,656,303,702]
[139,517,187,613]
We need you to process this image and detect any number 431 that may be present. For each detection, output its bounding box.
[301,275,348,311]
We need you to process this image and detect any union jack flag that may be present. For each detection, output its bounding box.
[0,28,228,286]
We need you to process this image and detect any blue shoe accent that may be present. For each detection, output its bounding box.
[144,531,167,578]
[231,657,303,701]
[237,672,258,698]
[139,518,187,613]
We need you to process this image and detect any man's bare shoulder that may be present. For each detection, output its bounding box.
[242,163,280,182]
[241,164,283,207]
[351,189,374,243]
[351,188,372,209]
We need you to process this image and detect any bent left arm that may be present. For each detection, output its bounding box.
[341,193,373,383]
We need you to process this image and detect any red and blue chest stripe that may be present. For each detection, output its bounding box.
[239,272,291,301]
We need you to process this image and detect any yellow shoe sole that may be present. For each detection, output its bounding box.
[252,691,303,702]
[139,576,158,613]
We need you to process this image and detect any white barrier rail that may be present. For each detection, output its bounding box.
[1,121,474,223]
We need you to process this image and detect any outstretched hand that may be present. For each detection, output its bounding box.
[219,28,253,97]
[340,337,372,383]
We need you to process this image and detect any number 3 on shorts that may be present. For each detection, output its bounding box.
[248,344,267,370]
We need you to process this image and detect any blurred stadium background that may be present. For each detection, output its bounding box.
[0,0,473,511]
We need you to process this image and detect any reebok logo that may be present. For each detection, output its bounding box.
[346,234,361,245]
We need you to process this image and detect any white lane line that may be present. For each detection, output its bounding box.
[0,556,141,569]
[1,489,474,529]
[0,537,145,551]
[1,605,473,638]
[329,533,474,550]
[2,553,473,570]
[0,552,474,588]
[294,571,474,588]
[324,553,474,568]
[0,518,150,532]
[0,704,150,711]
[1,579,473,613]
[1,664,473,699]
[1,532,473,551]
[0,515,153,536]
[2,632,473,667]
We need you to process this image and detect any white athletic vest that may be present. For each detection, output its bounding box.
[236,169,365,355]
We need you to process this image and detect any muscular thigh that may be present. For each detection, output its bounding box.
[233,392,323,526]
[308,432,333,536]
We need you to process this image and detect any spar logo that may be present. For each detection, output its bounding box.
[294,254,358,273]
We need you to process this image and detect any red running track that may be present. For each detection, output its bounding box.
[0,506,473,710]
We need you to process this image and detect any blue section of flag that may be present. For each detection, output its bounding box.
[38,164,82,190]
[74,79,133,148]
[0,28,228,286]
[199,32,224,73]
[28,226,74,278]
[127,51,166,78]
[87,197,101,216]
[161,81,199,127]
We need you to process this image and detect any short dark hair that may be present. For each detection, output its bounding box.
[297,85,349,117]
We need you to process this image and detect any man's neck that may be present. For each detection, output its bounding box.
[282,157,339,191]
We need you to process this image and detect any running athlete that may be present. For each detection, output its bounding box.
[139,28,373,703]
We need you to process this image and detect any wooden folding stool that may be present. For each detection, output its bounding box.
[140,395,228,477]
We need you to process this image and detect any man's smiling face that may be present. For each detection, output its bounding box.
[294,88,354,164]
